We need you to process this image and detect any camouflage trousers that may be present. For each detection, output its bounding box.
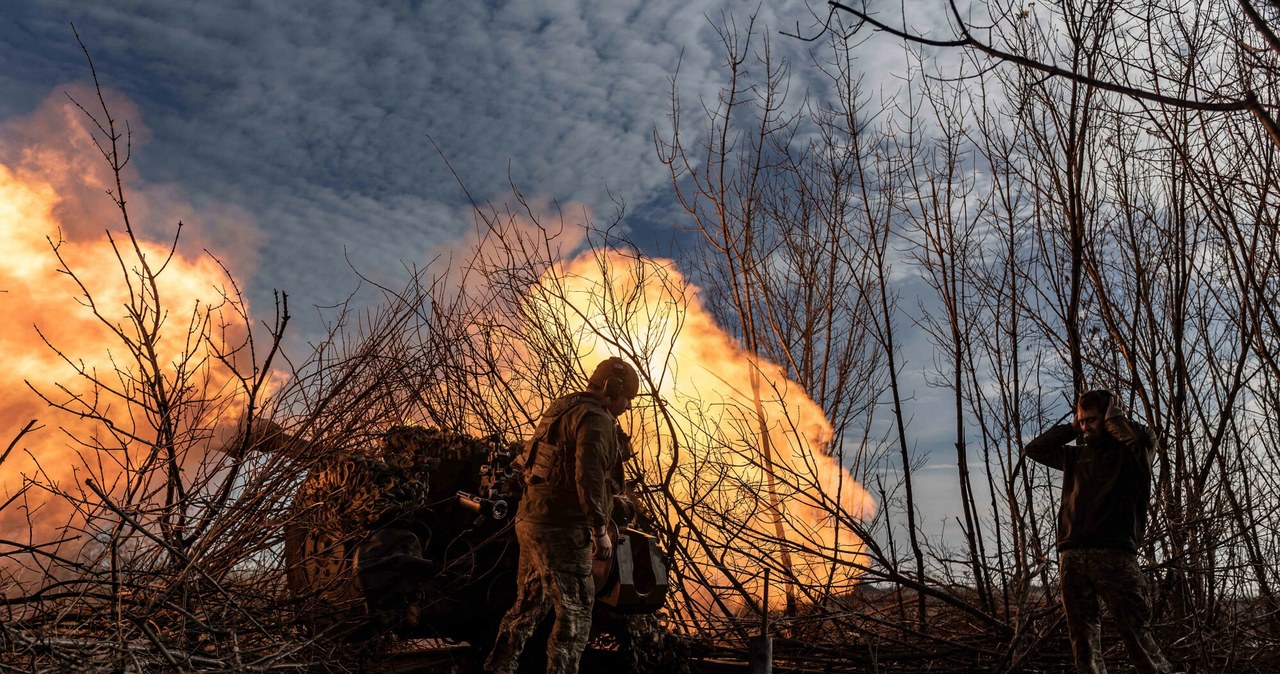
[1059,548,1173,674]
[484,519,595,674]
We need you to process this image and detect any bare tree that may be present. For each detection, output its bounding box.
[810,0,1280,147]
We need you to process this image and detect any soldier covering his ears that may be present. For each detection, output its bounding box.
[484,357,640,674]
[1023,390,1174,674]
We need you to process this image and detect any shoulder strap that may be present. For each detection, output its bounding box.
[520,394,606,472]
[531,395,602,443]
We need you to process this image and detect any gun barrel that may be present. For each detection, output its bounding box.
[456,491,510,521]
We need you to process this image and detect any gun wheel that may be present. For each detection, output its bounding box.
[285,524,365,631]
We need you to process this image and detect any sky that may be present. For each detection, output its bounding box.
[0,1,982,543]
[0,0,851,342]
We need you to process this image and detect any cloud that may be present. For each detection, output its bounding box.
[10,0,840,199]
[0,83,260,276]
[0,1,844,340]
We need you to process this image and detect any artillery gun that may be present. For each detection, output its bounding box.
[283,426,671,663]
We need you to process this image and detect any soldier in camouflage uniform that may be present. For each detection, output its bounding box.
[484,357,641,674]
[1024,390,1173,674]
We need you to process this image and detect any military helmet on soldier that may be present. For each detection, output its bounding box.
[587,357,640,400]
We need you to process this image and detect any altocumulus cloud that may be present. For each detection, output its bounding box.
[0,0,828,340]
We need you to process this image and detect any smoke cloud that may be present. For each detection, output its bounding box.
[0,85,259,582]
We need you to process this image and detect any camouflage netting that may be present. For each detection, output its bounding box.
[285,427,506,634]
[284,425,684,670]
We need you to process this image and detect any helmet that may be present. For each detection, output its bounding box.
[588,357,640,400]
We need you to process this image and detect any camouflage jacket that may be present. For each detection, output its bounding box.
[518,392,626,529]
[1024,420,1157,553]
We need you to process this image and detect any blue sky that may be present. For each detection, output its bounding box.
[0,1,842,343]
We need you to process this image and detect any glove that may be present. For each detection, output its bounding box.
[1105,395,1128,420]
[1104,397,1140,447]
[1107,417,1140,447]
[611,494,636,524]
[591,526,613,561]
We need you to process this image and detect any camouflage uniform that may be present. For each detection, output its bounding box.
[485,393,626,674]
[1025,415,1173,674]
[1059,548,1172,674]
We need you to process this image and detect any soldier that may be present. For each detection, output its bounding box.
[1024,390,1173,674]
[484,357,641,674]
